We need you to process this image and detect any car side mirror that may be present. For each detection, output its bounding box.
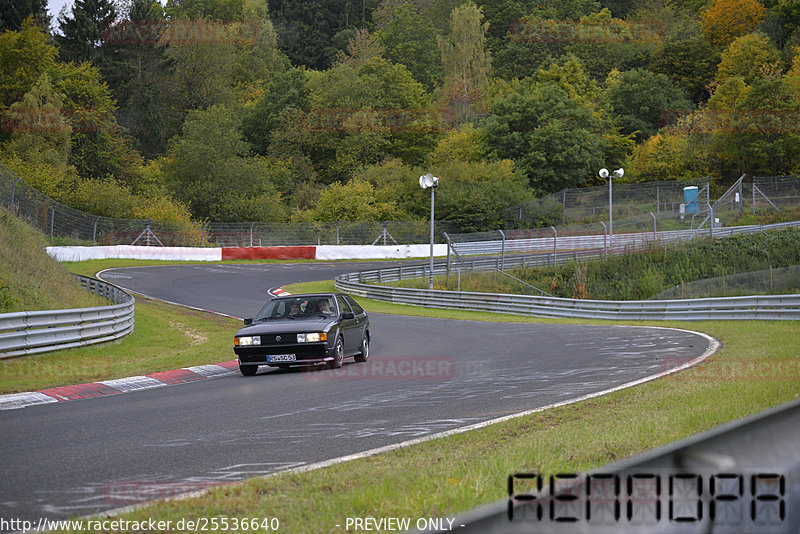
[341,312,355,320]
[243,318,253,326]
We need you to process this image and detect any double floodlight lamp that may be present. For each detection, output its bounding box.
[419,173,439,189]
[599,168,624,180]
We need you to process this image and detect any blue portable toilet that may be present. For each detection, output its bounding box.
[683,186,699,214]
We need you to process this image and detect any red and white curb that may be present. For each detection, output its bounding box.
[0,288,295,411]
[0,361,240,411]
[268,286,291,297]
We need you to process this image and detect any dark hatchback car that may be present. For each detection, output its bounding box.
[233,293,370,375]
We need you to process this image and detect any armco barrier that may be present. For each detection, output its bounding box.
[0,276,134,358]
[335,259,800,321]
[450,220,800,257]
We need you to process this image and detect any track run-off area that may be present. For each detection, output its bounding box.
[0,261,716,524]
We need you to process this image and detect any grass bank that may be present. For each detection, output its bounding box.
[0,208,105,313]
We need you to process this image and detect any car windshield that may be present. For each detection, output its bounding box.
[254,296,335,321]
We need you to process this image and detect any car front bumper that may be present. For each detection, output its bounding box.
[234,343,334,366]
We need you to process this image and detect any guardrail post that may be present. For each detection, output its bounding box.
[499,229,506,271]
[650,212,657,243]
[249,222,255,247]
[551,226,557,274]
[92,216,100,245]
[708,203,715,239]
[10,177,21,210]
[444,232,451,278]
[599,221,607,259]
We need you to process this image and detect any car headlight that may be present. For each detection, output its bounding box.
[298,333,326,343]
[236,336,260,346]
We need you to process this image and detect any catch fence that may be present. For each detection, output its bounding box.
[4,162,800,248]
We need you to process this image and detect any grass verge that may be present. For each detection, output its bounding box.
[48,278,800,533]
[0,208,106,312]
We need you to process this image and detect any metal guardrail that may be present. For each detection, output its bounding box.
[335,223,800,320]
[448,221,800,258]
[337,272,800,321]
[420,397,800,533]
[0,276,134,358]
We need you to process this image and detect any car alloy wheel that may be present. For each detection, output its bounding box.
[354,335,369,363]
[329,337,344,369]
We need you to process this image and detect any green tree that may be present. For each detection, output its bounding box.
[562,8,657,80]
[305,56,435,182]
[56,0,118,66]
[294,178,400,222]
[161,104,288,221]
[650,37,721,102]
[0,19,57,109]
[605,68,692,141]
[376,3,443,91]
[487,0,601,80]
[242,67,309,155]
[717,32,782,84]
[267,0,381,69]
[47,60,140,182]
[426,124,487,166]
[106,0,176,158]
[356,157,534,231]
[775,0,800,35]
[481,58,611,193]
[3,74,72,167]
[431,159,534,232]
[628,130,708,181]
[438,1,492,123]
[0,0,49,31]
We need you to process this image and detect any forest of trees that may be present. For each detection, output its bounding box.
[2,0,800,231]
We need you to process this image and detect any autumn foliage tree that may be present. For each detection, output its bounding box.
[700,0,766,47]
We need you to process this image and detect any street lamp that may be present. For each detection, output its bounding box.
[599,167,623,253]
[419,172,439,290]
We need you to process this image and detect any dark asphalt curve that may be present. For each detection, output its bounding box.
[0,263,713,526]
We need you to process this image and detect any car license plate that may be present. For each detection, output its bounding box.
[269,354,296,362]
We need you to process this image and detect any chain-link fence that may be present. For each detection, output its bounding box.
[4,160,800,248]
[753,175,800,211]
[653,265,800,299]
[0,164,457,246]
[504,178,712,227]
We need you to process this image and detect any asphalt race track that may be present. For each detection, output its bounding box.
[0,262,714,525]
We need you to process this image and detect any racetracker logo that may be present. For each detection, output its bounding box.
[104,20,260,45]
[660,357,800,382]
[301,108,457,133]
[661,109,800,134]
[0,108,105,133]
[509,18,663,44]
[304,356,456,381]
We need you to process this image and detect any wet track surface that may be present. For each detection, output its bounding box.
[0,262,713,524]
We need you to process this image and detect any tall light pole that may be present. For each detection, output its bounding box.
[599,167,623,253]
[419,173,439,290]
